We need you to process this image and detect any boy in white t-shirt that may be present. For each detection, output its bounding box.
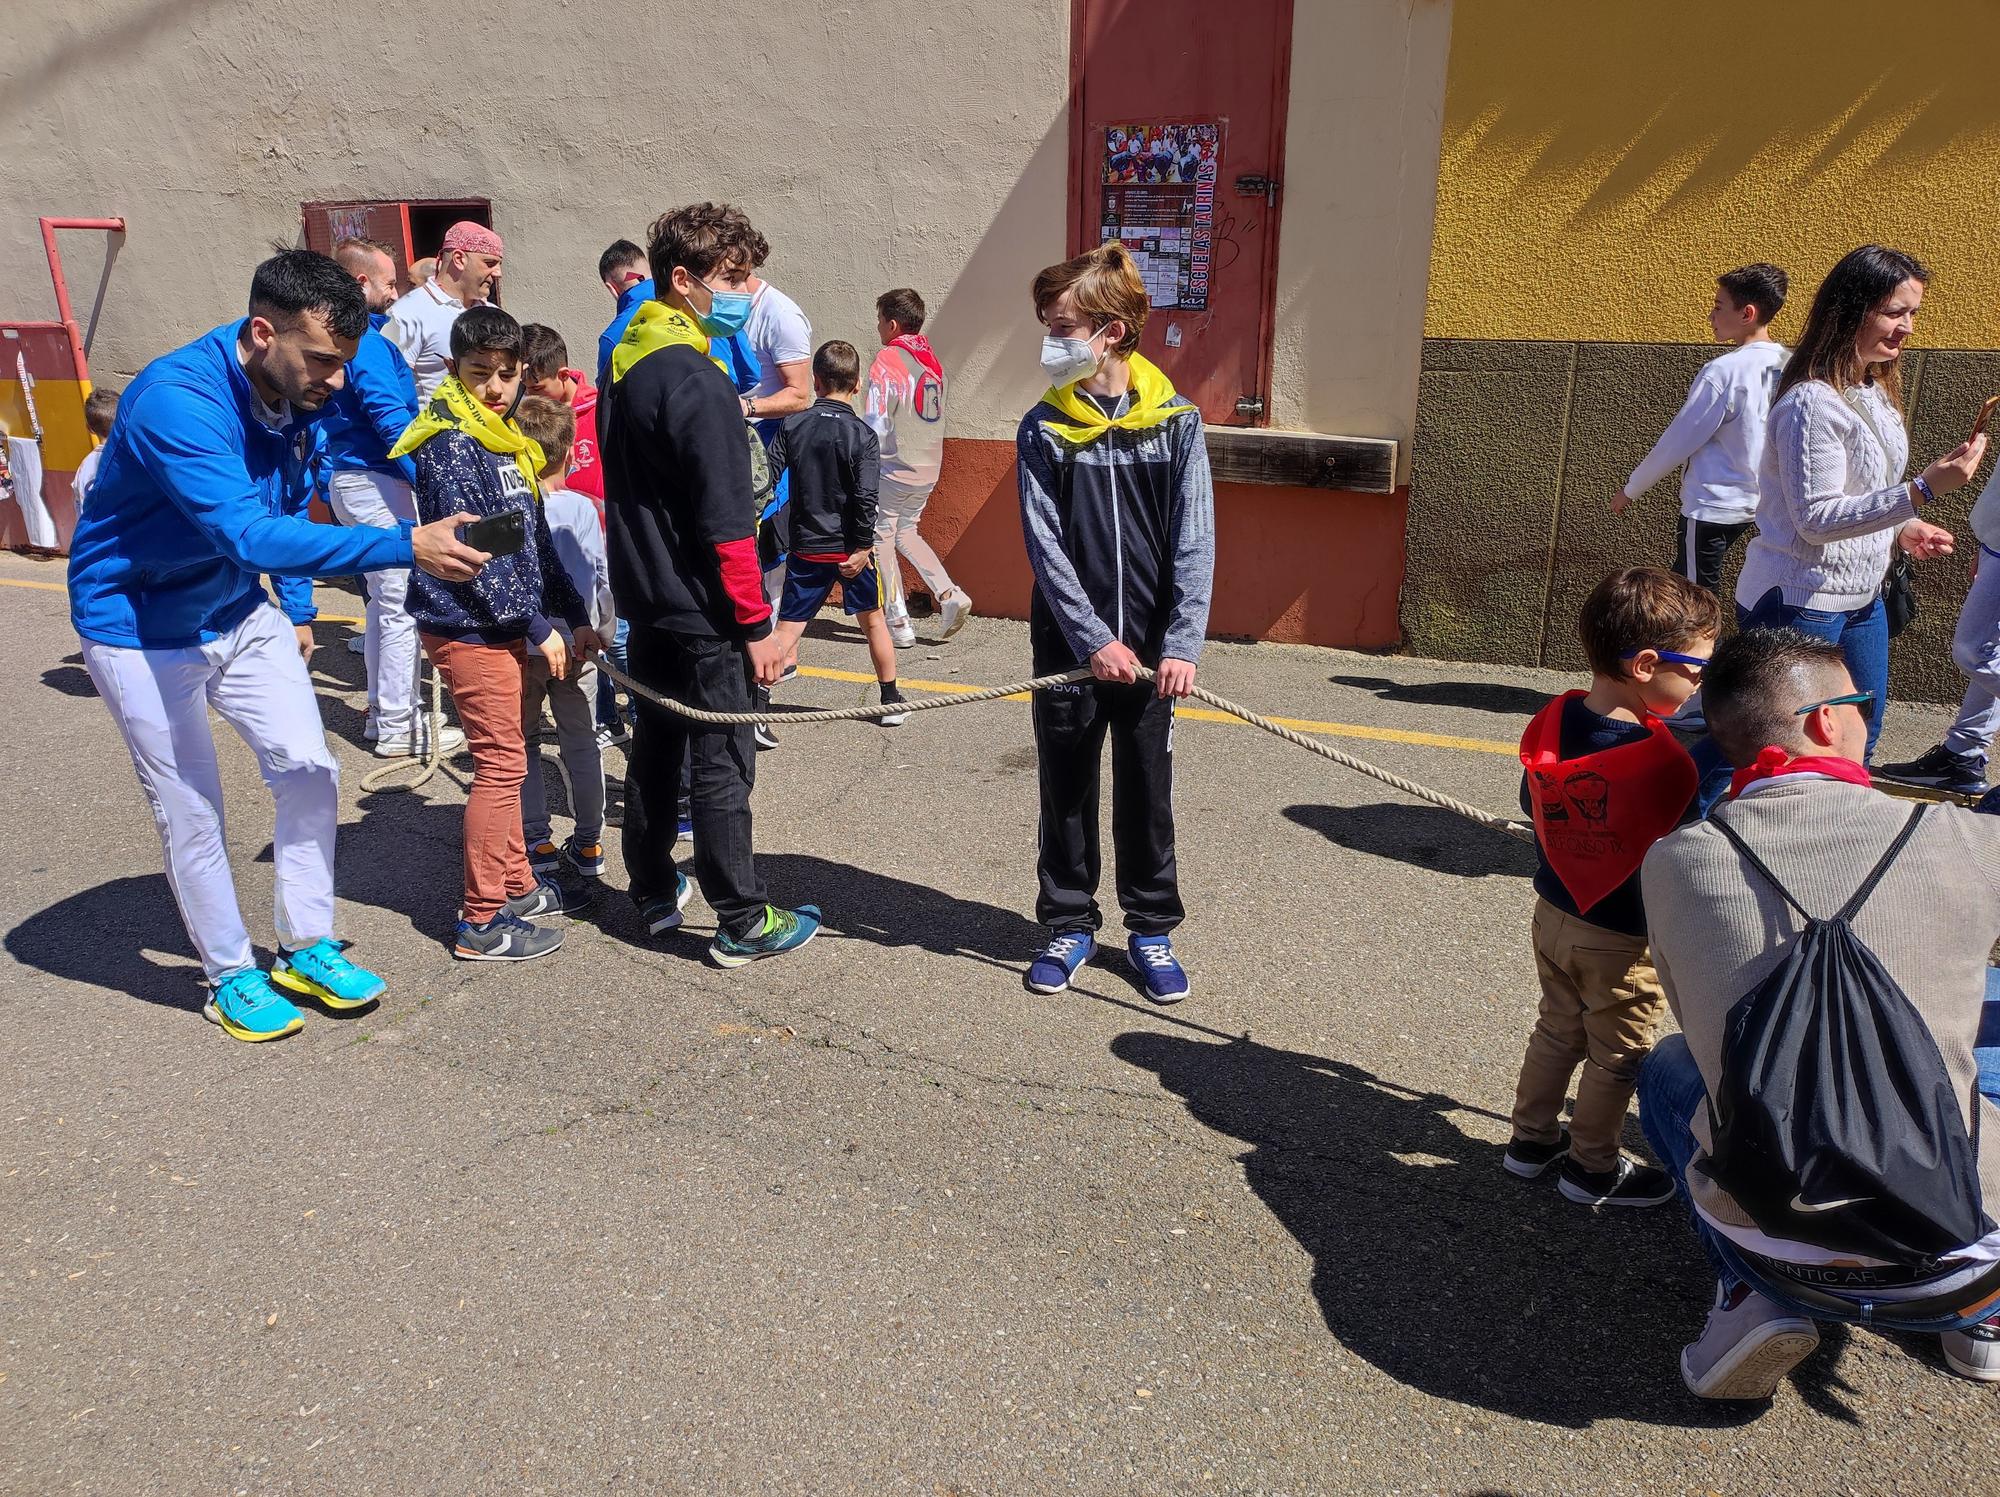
[1611,263,1790,595]
[514,396,616,880]
[72,386,120,514]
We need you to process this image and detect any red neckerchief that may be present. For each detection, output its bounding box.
[890,333,944,383]
[1519,691,1698,913]
[1727,746,1874,800]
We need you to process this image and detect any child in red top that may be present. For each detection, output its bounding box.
[522,324,603,511]
[1505,566,1720,1209]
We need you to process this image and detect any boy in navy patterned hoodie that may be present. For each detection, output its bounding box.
[394,307,603,961]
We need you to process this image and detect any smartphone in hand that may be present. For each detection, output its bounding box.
[1973,394,2000,441]
[461,508,527,558]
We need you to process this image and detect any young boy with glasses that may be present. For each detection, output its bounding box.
[1505,566,1722,1207]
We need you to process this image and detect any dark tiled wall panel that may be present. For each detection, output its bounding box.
[1412,339,2000,704]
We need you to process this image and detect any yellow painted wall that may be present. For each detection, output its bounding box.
[1426,0,2000,347]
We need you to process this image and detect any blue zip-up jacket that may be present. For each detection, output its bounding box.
[67,320,415,650]
[319,312,418,482]
[598,280,655,390]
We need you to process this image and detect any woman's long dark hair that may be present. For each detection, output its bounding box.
[1776,244,1930,407]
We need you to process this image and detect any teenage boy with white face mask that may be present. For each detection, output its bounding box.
[1015,240,1214,1004]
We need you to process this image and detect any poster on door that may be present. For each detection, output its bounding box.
[1099,120,1220,310]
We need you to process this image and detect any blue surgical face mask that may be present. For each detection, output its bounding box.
[698,279,753,339]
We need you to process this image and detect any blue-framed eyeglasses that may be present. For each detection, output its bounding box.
[1794,691,1876,716]
[1619,649,1711,669]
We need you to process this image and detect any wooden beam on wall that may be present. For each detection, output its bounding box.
[1206,428,1398,493]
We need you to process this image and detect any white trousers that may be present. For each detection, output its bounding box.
[328,468,420,739]
[872,477,956,622]
[82,603,341,979]
[1945,544,2000,757]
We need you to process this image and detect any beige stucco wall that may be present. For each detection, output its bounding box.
[1268,0,1452,478]
[1,0,1073,440]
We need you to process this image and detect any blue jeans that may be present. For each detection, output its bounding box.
[1639,970,2000,1332]
[1737,588,1889,760]
[595,616,633,730]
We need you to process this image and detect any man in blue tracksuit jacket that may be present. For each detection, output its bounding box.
[319,237,447,759]
[67,250,487,1044]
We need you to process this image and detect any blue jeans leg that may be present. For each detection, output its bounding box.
[1978,969,2000,1104]
[1637,1035,1740,1293]
[597,616,633,730]
[1738,590,1890,759]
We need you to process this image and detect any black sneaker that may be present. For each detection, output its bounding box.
[1503,1130,1571,1179]
[754,723,780,751]
[1558,1155,1677,1208]
[504,874,594,920]
[878,683,909,728]
[1877,743,1990,796]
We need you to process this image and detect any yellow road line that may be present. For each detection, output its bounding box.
[0,571,1519,758]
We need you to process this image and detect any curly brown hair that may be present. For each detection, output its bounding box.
[1577,566,1723,680]
[646,203,754,289]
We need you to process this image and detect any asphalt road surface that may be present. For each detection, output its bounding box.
[1,553,1989,1496]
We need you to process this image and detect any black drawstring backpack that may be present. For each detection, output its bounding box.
[1700,805,1992,1267]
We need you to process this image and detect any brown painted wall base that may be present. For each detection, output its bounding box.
[909,437,1406,649]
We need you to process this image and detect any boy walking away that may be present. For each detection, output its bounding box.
[1016,241,1214,1005]
[1506,567,1722,1205]
[597,201,820,967]
[514,395,615,879]
[521,324,604,509]
[1613,264,1790,595]
[769,341,907,726]
[72,386,119,514]
[1880,455,2000,798]
[391,307,603,961]
[866,288,970,647]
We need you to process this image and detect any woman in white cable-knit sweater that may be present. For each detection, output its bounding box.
[1742,244,1981,758]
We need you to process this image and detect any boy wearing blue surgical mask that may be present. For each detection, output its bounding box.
[596,202,821,969]
[1015,240,1215,1004]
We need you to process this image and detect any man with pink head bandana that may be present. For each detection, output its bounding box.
[385,220,504,400]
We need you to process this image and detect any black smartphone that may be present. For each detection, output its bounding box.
[462,508,526,558]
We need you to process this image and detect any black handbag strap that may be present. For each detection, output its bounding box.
[1710,802,1926,924]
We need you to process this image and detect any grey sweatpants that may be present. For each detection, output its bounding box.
[522,657,605,846]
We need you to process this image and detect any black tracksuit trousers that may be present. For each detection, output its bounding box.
[1032,678,1183,936]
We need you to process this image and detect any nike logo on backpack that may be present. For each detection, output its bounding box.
[1790,1192,1871,1213]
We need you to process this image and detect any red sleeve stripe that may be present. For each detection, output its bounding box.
[713,536,772,628]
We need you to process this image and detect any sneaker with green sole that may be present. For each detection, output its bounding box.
[709,903,821,968]
[203,968,306,1043]
[270,937,385,1012]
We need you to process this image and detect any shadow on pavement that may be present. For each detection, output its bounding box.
[42,652,95,698]
[760,852,1041,974]
[5,873,211,1017]
[1107,1028,1859,1428]
[1330,674,1549,718]
[1284,802,1538,879]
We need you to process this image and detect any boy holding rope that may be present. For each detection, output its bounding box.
[1015,241,1214,1004]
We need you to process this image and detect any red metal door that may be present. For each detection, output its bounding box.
[1070,0,1292,426]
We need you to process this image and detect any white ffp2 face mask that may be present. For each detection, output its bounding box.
[1039,333,1100,387]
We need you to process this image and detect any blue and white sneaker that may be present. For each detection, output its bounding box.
[528,838,563,873]
[1024,931,1096,994]
[1128,934,1190,1004]
[505,875,594,920]
[562,835,607,878]
[676,812,696,847]
[270,937,385,1012]
[203,967,305,1043]
[638,872,694,935]
[453,913,565,962]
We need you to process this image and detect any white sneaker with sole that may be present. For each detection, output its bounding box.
[887,614,917,649]
[1942,1320,2000,1381]
[1680,1282,1820,1400]
[372,724,468,759]
[938,590,972,641]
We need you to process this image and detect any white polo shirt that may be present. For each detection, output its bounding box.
[384,279,476,401]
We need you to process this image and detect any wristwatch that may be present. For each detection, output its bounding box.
[744,395,759,420]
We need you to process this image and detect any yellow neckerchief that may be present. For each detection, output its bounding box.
[610,299,730,384]
[1038,353,1196,445]
[389,376,544,494]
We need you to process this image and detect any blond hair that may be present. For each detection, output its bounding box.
[514,395,575,478]
[1032,241,1148,354]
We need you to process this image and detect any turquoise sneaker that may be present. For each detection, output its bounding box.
[203,968,305,1043]
[271,937,386,1013]
[709,904,821,968]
